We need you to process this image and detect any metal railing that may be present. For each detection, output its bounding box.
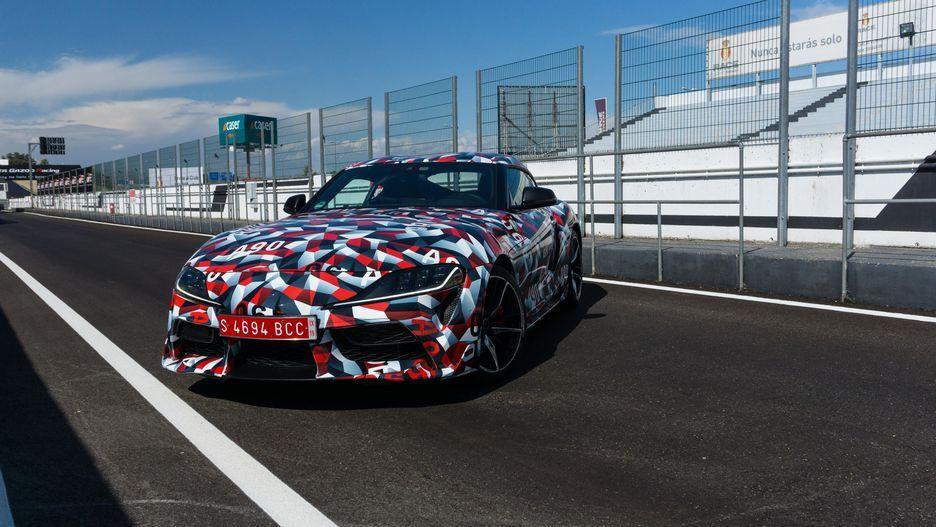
[563,142,748,290]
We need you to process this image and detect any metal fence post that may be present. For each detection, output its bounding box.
[738,143,745,291]
[305,111,314,194]
[841,0,859,302]
[271,136,278,221]
[366,96,373,159]
[777,0,791,246]
[576,45,586,225]
[451,75,459,152]
[475,70,482,151]
[656,202,663,282]
[384,91,391,156]
[613,34,623,239]
[589,156,596,276]
[318,108,326,183]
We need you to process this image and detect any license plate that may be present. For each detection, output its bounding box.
[218,314,318,341]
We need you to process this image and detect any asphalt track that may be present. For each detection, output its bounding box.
[2,212,936,526]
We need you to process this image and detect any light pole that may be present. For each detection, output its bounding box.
[27,141,38,207]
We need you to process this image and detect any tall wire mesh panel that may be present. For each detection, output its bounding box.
[93,163,105,192]
[203,136,228,184]
[320,97,373,175]
[477,48,582,158]
[141,151,157,188]
[619,0,782,150]
[101,161,115,191]
[275,113,313,180]
[385,76,457,156]
[125,154,143,188]
[179,140,202,184]
[856,0,936,133]
[158,146,177,187]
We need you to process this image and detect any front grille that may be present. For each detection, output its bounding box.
[237,340,317,369]
[331,323,427,363]
[177,322,224,357]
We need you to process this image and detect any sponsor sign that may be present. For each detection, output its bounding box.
[0,165,81,179]
[707,1,929,79]
[218,114,278,148]
[595,98,608,133]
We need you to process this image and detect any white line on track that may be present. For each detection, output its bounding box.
[24,212,213,237]
[0,250,335,527]
[584,276,936,324]
[0,468,14,527]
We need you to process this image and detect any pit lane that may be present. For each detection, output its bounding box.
[1,212,935,526]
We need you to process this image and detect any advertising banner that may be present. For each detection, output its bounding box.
[707,1,930,79]
[595,98,608,133]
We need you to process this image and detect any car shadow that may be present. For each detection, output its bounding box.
[0,306,132,525]
[188,282,608,410]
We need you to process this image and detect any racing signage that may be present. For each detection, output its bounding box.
[595,98,607,133]
[218,114,278,148]
[707,1,930,79]
[0,165,81,179]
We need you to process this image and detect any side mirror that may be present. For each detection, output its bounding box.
[520,186,557,209]
[283,194,307,215]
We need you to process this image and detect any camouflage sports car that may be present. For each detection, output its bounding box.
[164,152,581,381]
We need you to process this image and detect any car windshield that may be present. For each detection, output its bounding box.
[302,163,498,211]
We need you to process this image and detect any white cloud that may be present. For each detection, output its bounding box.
[0,56,246,107]
[0,97,311,164]
[793,0,846,20]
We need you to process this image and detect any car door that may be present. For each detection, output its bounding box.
[505,167,557,320]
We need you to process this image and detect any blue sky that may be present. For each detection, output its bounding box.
[0,0,843,165]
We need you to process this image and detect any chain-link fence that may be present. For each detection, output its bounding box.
[275,113,313,182]
[617,0,782,151]
[477,47,583,159]
[385,76,457,156]
[319,97,373,176]
[856,0,936,133]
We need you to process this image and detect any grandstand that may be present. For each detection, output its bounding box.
[573,60,936,153]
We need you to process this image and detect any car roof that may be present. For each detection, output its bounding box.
[346,152,526,170]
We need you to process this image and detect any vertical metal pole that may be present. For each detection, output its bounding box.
[842,0,859,302]
[260,128,267,222]
[613,35,623,239]
[656,202,663,282]
[738,143,745,291]
[384,91,391,156]
[778,0,791,246]
[475,69,482,152]
[177,144,183,231]
[271,137,278,221]
[27,143,36,208]
[224,141,232,222]
[366,96,373,159]
[139,155,146,222]
[576,45,585,225]
[156,148,162,228]
[451,75,459,152]
[305,112,314,194]
[318,108,326,184]
[124,157,130,219]
[590,156,596,276]
[811,63,818,88]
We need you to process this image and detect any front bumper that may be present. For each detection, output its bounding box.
[162,288,481,381]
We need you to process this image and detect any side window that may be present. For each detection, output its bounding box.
[506,168,535,208]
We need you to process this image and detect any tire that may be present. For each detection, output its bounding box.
[561,231,583,310]
[475,266,526,378]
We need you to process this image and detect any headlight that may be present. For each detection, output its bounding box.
[175,265,218,306]
[333,264,464,307]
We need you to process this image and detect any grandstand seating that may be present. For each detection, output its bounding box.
[573,71,934,153]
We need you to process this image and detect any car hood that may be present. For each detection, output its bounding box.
[185,207,510,309]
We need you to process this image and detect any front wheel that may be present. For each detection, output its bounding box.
[561,232,583,310]
[476,266,526,376]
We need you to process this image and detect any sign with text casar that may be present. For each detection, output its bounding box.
[218,114,278,148]
[707,1,930,80]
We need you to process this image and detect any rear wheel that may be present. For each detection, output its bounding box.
[476,266,525,376]
[561,232,583,309]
